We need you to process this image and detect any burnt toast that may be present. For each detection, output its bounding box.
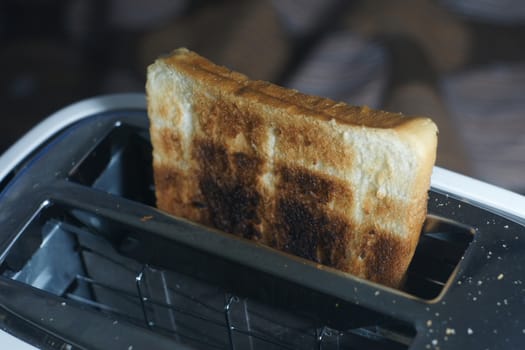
[146,48,438,287]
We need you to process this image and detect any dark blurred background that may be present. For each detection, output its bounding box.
[1,0,525,192]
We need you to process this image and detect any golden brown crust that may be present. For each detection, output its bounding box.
[147,48,438,287]
[163,48,432,129]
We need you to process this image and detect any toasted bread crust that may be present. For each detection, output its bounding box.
[162,48,423,129]
[147,48,438,287]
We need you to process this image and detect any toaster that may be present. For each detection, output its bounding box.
[0,94,524,350]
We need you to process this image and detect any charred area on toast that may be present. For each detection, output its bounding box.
[358,229,408,286]
[278,166,334,202]
[274,166,350,269]
[191,136,355,270]
[193,139,262,240]
[276,198,349,269]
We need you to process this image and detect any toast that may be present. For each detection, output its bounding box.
[146,48,438,287]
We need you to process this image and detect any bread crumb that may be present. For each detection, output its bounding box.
[140,215,153,222]
[427,320,432,327]
[467,328,473,335]
[497,273,504,280]
[446,328,456,335]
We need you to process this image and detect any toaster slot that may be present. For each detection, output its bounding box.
[405,215,475,299]
[68,124,155,206]
[0,203,416,350]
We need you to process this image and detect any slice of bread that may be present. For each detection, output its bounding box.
[147,48,438,287]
